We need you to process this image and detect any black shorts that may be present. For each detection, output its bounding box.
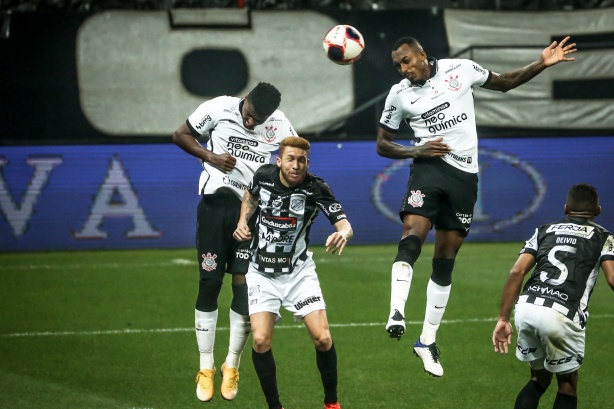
[196,190,251,280]
[400,158,478,237]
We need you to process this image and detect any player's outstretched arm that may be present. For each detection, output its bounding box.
[233,189,259,242]
[492,253,535,354]
[326,219,353,256]
[483,36,576,93]
[376,127,450,159]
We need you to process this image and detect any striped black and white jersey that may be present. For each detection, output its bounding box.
[247,164,347,274]
[186,96,296,199]
[518,216,614,324]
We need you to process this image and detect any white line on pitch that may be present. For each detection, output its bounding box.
[2,314,613,338]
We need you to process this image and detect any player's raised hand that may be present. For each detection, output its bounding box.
[492,319,513,354]
[542,36,576,67]
[416,137,451,158]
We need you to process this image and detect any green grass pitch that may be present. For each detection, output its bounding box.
[1,243,613,409]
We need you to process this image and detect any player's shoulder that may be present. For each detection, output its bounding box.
[305,172,334,192]
[255,163,277,178]
[388,79,412,95]
[437,58,485,76]
[199,95,241,117]
[266,109,289,123]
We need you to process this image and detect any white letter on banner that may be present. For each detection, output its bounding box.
[76,10,349,135]
[73,157,161,239]
[0,157,63,238]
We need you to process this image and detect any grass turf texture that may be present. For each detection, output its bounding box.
[1,243,613,409]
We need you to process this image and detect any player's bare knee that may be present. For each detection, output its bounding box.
[252,332,272,352]
[313,335,333,351]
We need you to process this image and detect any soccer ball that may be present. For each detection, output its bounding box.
[322,25,365,65]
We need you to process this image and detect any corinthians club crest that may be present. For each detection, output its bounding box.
[201,252,218,271]
[408,190,425,208]
[445,75,462,91]
[262,125,277,142]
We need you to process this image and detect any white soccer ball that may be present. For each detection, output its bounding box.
[322,24,365,65]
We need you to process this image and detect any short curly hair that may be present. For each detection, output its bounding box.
[248,82,281,117]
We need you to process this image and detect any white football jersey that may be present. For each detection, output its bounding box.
[380,58,490,173]
[187,96,297,199]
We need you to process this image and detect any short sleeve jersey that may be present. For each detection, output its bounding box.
[247,164,347,274]
[519,216,614,321]
[379,58,490,173]
[187,96,297,199]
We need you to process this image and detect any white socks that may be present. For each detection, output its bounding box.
[195,309,218,370]
[225,309,251,369]
[420,279,451,345]
[389,261,413,317]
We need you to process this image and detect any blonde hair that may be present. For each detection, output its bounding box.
[280,136,310,154]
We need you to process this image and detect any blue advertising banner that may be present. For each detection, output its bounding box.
[1,138,612,252]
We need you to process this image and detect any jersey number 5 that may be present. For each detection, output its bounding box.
[538,245,577,286]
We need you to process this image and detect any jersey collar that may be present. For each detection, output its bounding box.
[412,57,438,87]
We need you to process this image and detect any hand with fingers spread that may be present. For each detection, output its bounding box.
[542,35,577,67]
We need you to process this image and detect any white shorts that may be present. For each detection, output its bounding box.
[246,257,325,322]
[514,302,585,374]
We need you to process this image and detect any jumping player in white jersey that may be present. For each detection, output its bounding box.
[493,184,614,409]
[377,36,577,377]
[233,136,353,409]
[172,82,296,402]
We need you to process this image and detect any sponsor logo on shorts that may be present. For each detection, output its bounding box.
[201,252,217,271]
[548,356,573,365]
[456,212,472,225]
[235,249,251,260]
[517,344,537,355]
[249,285,260,296]
[250,299,257,305]
[294,295,322,311]
[408,190,425,208]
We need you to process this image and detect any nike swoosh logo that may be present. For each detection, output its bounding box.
[411,98,420,104]
[434,305,446,309]
[396,279,409,282]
